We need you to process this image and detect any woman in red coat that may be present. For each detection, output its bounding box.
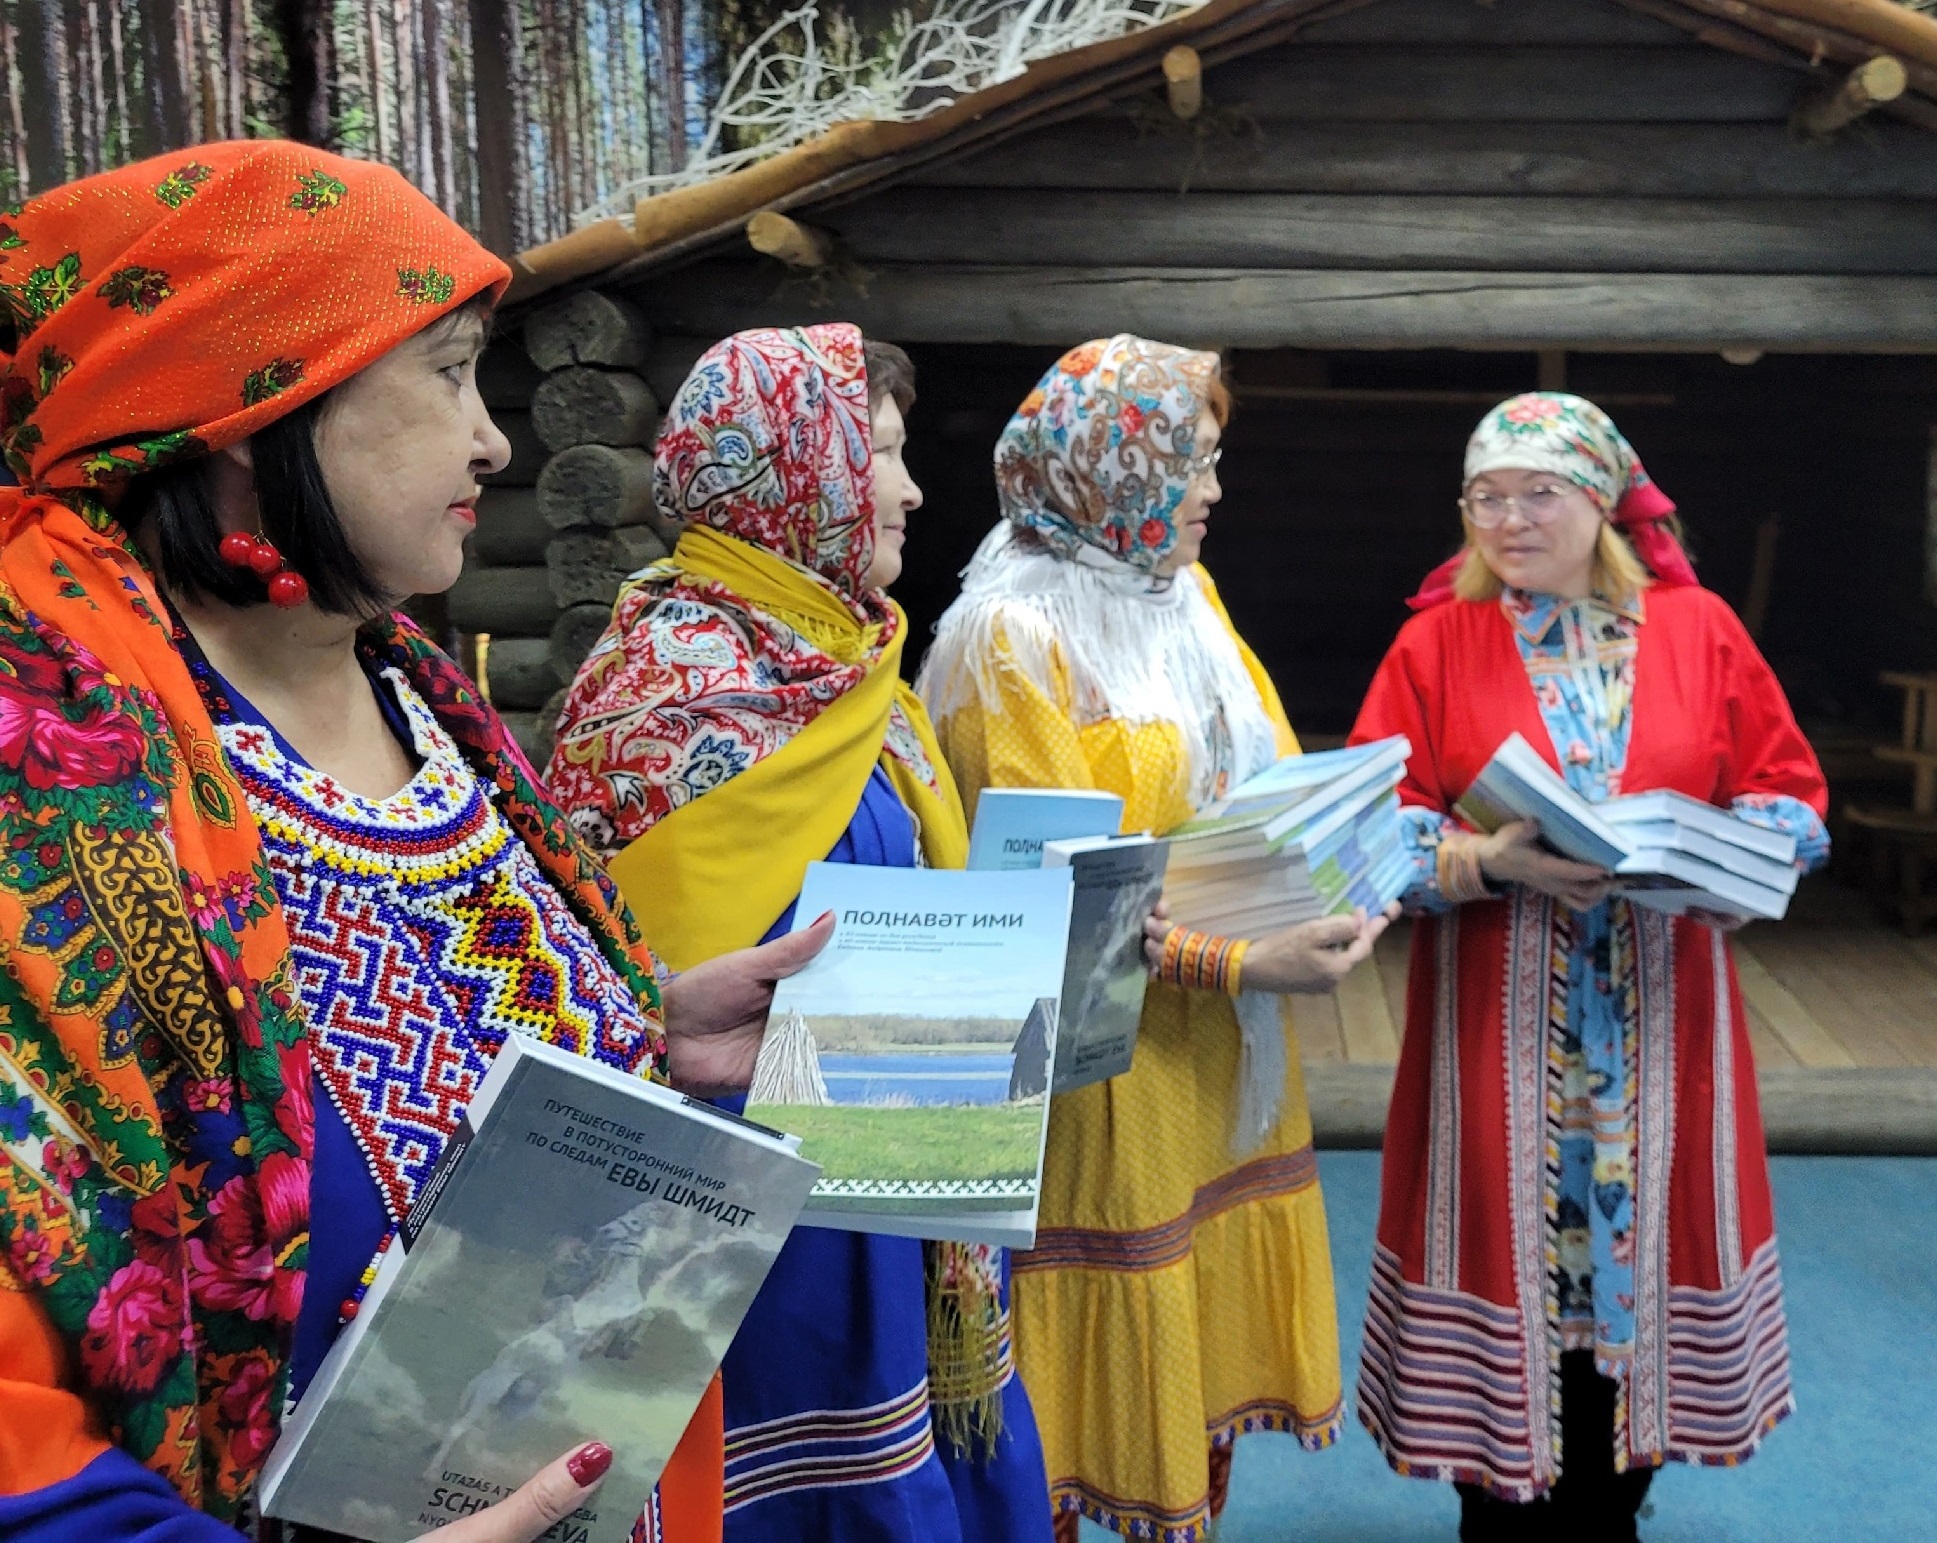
[1348,393,1828,1541]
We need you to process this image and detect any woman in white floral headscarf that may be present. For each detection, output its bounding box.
[920,335,1390,1543]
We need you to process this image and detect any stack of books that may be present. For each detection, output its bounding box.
[1162,737,1415,935]
[1456,734,1800,920]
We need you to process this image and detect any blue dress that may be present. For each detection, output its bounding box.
[716,765,1052,1543]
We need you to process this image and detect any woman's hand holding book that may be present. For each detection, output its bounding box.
[661,911,838,1095]
[413,1440,612,1542]
[1242,905,1398,994]
[1476,820,1614,911]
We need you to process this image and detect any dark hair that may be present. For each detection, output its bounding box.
[116,291,496,616]
[119,391,388,616]
[862,338,916,415]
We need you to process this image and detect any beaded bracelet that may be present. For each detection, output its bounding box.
[1436,833,1494,906]
[1157,926,1250,997]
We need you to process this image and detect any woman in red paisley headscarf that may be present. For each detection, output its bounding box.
[0,144,820,1543]
[546,325,1054,1543]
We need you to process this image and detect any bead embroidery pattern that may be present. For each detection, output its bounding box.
[218,666,658,1222]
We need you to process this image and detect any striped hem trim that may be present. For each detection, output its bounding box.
[1048,1404,1335,1543]
[1210,1393,1345,1453]
[1015,1145,1320,1274]
[723,1380,937,1513]
[1356,1238,1795,1501]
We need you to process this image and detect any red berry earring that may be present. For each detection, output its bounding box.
[218,529,310,609]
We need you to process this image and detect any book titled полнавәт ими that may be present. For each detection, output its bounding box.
[747,862,1075,1249]
[259,1033,820,1543]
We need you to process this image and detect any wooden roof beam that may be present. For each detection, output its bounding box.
[1793,55,1908,137]
[746,211,833,270]
[1163,46,1203,120]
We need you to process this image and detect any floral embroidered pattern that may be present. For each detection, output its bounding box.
[289,169,348,214]
[36,345,73,397]
[241,357,306,406]
[97,265,175,316]
[154,162,215,209]
[3,251,82,332]
[397,265,457,304]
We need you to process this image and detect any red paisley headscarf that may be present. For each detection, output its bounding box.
[1408,390,1696,610]
[547,323,943,857]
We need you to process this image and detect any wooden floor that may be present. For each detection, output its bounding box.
[1297,873,1937,1072]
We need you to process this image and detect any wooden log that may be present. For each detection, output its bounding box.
[1792,55,1908,138]
[913,120,1937,198]
[1300,0,1689,45]
[446,564,559,637]
[1204,46,1801,123]
[633,261,1937,349]
[1163,46,1203,121]
[547,527,668,608]
[536,443,678,540]
[531,367,659,453]
[470,487,552,566]
[746,210,835,270]
[550,602,614,682]
[823,189,1937,274]
[481,409,548,486]
[476,338,544,408]
[480,635,561,710]
[524,291,652,371]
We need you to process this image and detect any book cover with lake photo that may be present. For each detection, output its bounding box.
[750,863,1076,1248]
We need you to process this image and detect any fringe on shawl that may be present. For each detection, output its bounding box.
[915,526,1280,815]
[924,1240,1008,1457]
[918,524,1288,1150]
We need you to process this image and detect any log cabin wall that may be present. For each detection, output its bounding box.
[469,0,1937,751]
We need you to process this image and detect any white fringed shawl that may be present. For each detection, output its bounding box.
[918,523,1291,1151]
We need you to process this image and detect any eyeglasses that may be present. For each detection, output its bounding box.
[1183,446,1222,480]
[1459,482,1578,528]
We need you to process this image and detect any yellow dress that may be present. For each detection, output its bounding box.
[929,567,1343,1539]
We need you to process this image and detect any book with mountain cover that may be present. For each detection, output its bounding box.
[966,787,1126,870]
[748,862,1076,1247]
[1041,833,1169,1093]
[259,1034,820,1543]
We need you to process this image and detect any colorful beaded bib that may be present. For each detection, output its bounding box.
[218,667,659,1222]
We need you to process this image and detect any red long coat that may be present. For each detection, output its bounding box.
[1347,585,1827,1498]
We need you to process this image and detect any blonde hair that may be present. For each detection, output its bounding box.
[1452,519,1654,607]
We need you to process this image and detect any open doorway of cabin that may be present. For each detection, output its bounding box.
[896,342,1937,1097]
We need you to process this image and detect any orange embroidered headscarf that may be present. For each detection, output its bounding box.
[0,141,511,1519]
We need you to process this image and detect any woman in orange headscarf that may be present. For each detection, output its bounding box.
[0,144,808,1542]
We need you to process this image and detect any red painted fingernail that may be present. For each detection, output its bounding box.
[814,910,835,925]
[568,1442,613,1486]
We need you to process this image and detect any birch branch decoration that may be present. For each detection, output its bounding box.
[573,0,1203,221]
